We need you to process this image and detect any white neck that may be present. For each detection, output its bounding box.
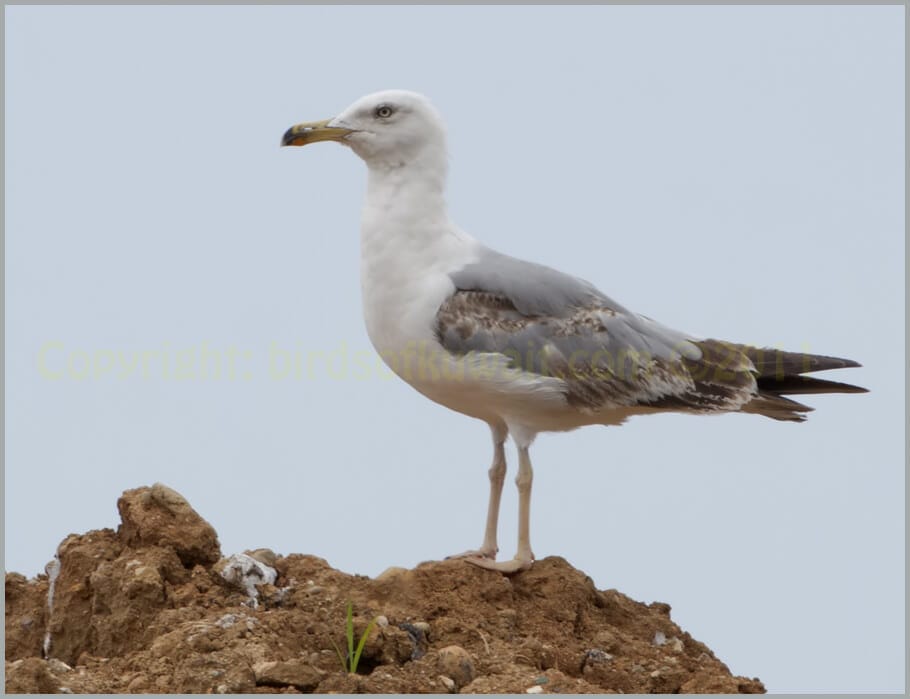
[357,149,478,355]
[363,148,449,227]
[359,149,461,271]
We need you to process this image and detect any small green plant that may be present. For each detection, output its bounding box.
[331,601,379,674]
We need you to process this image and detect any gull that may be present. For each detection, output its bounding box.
[282,90,866,573]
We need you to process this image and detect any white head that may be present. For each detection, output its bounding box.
[282,90,447,171]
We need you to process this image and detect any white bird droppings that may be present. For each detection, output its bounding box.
[42,556,61,659]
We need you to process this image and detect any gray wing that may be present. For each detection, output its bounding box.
[449,247,629,316]
[440,247,865,419]
[439,247,762,413]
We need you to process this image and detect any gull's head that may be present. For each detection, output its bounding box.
[282,90,447,168]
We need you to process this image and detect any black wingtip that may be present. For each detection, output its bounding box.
[834,357,862,369]
[757,374,869,396]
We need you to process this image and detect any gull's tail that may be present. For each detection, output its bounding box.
[738,347,868,422]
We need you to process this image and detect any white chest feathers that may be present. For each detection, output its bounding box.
[359,220,476,355]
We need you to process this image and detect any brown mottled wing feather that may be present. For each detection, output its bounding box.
[650,340,867,420]
[435,290,749,413]
[435,289,866,422]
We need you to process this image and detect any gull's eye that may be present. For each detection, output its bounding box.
[374,105,395,119]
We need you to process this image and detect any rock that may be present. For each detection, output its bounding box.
[258,583,293,607]
[398,621,430,660]
[582,647,623,690]
[213,613,240,629]
[375,566,408,581]
[127,675,149,692]
[649,665,689,693]
[114,560,165,601]
[245,548,278,567]
[315,672,363,693]
[592,629,620,653]
[218,553,277,607]
[47,658,72,674]
[42,528,123,665]
[438,674,456,692]
[252,660,324,691]
[411,620,431,635]
[583,648,613,666]
[514,637,558,671]
[437,645,475,689]
[4,572,49,661]
[117,483,220,567]
[361,623,414,666]
[5,657,61,693]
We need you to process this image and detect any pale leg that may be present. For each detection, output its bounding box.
[468,443,536,574]
[446,423,508,561]
[514,445,535,564]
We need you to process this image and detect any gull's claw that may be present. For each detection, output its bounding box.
[464,554,534,574]
[445,548,497,561]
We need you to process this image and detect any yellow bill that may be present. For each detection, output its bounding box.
[281,119,353,147]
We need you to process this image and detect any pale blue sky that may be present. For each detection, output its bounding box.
[5,5,904,693]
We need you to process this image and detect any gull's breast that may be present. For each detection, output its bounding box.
[359,220,478,356]
[357,221,578,425]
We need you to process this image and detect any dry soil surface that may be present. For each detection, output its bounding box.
[6,484,765,694]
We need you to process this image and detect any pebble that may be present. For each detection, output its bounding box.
[399,622,429,660]
[438,674,456,692]
[593,630,618,652]
[653,631,667,646]
[126,676,147,693]
[252,660,323,691]
[525,685,543,694]
[583,648,613,665]
[436,645,475,689]
[375,566,408,581]
[47,659,72,674]
[375,615,389,628]
[215,613,239,629]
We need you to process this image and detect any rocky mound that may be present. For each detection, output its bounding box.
[6,484,765,694]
